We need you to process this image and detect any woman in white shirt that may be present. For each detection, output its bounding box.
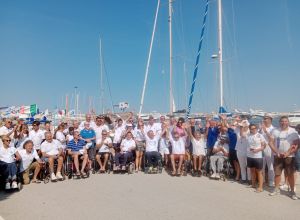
[246,124,266,192]
[187,124,206,176]
[0,135,21,189]
[14,124,29,149]
[54,124,66,149]
[133,119,146,172]
[168,130,186,176]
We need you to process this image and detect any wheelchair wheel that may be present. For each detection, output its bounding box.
[128,163,135,174]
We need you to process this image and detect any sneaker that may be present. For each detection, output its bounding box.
[269,188,280,196]
[5,182,11,190]
[211,173,216,179]
[290,192,298,200]
[51,173,57,181]
[215,173,220,179]
[11,181,18,189]
[56,172,63,180]
[148,166,153,172]
[279,184,289,191]
[153,167,158,172]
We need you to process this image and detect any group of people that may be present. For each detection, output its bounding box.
[0,112,299,200]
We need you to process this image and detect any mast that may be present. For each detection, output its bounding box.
[218,0,224,109]
[168,0,173,114]
[100,38,104,114]
[138,0,160,116]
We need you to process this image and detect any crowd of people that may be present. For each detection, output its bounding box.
[0,112,299,200]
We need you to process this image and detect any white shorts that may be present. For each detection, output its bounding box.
[160,148,170,155]
[85,143,93,149]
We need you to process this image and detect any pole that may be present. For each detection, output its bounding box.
[100,38,104,114]
[138,0,160,116]
[218,0,224,108]
[169,0,173,114]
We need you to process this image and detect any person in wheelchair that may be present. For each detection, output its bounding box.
[66,131,88,177]
[144,130,162,173]
[210,134,229,179]
[0,135,21,189]
[114,131,136,171]
[167,129,187,176]
[41,132,64,181]
[95,130,112,173]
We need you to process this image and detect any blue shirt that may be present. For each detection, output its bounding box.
[80,129,96,140]
[67,139,86,152]
[227,128,237,150]
[206,127,219,148]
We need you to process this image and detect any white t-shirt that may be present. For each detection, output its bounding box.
[94,124,109,143]
[0,126,12,136]
[170,137,185,155]
[41,139,62,156]
[0,146,17,163]
[29,129,45,150]
[98,137,112,153]
[15,134,29,149]
[55,131,66,146]
[235,128,249,156]
[133,128,145,142]
[66,134,74,142]
[213,140,229,157]
[145,123,159,135]
[272,127,299,157]
[145,135,159,152]
[120,139,136,152]
[18,149,40,172]
[246,133,266,158]
[113,125,125,144]
[260,125,274,154]
[79,121,96,131]
[191,137,206,156]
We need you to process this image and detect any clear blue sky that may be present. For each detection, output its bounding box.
[0,0,299,114]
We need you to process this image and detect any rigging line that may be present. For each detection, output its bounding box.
[186,0,209,118]
[102,52,115,114]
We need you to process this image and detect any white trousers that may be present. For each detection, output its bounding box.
[263,146,274,185]
[237,152,251,181]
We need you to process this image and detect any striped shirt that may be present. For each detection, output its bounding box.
[67,139,86,152]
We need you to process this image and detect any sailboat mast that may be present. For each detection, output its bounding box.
[168,0,173,114]
[100,38,104,114]
[138,0,160,116]
[218,0,224,108]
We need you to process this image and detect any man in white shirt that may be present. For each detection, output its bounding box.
[269,116,299,200]
[145,115,159,135]
[144,130,161,172]
[79,114,96,131]
[94,115,110,144]
[18,139,43,184]
[113,118,126,148]
[29,121,45,151]
[210,135,229,179]
[96,130,112,172]
[41,132,64,181]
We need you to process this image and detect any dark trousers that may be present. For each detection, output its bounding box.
[145,151,161,167]
[115,152,133,166]
[205,148,213,173]
[0,161,17,181]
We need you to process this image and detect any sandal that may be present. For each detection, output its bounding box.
[171,170,176,176]
[255,189,263,193]
[32,179,41,184]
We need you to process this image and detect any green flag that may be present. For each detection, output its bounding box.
[30,104,37,114]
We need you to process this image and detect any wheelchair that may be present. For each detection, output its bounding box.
[143,152,163,174]
[95,152,113,174]
[41,157,65,184]
[208,156,234,181]
[65,153,90,179]
[113,151,136,175]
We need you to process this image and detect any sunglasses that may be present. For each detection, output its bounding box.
[3,139,11,142]
[7,121,12,124]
